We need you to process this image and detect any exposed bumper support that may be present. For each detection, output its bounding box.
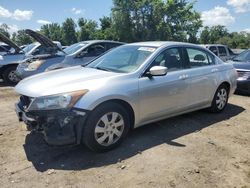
[15,102,89,146]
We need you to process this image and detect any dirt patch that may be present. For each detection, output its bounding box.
[0,81,249,188]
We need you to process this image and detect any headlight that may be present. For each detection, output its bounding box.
[28,90,88,111]
[25,60,45,71]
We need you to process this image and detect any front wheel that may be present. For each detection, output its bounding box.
[82,102,130,152]
[3,66,20,85]
[209,84,229,113]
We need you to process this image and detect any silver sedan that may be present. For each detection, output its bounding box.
[15,41,237,152]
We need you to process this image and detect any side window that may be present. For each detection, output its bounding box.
[150,48,182,72]
[209,46,218,56]
[228,48,235,56]
[218,46,227,56]
[186,48,215,68]
[32,45,47,55]
[84,43,105,57]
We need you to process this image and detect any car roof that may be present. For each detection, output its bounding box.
[127,41,203,48]
[202,44,227,47]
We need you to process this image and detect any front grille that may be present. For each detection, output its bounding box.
[20,95,32,109]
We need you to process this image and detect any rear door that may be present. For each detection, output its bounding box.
[182,47,218,108]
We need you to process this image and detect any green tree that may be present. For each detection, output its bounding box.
[111,0,202,42]
[200,26,210,44]
[165,0,202,42]
[95,16,117,40]
[209,25,229,44]
[77,18,98,41]
[61,18,77,45]
[200,25,229,44]
[40,23,62,42]
[14,30,33,46]
[100,16,112,30]
[0,24,10,38]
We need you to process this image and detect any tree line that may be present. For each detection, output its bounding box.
[0,0,249,49]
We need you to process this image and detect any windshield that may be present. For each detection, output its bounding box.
[59,42,88,55]
[87,45,156,73]
[233,50,250,62]
[22,43,36,54]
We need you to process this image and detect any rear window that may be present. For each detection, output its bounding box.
[186,48,215,67]
[106,43,123,50]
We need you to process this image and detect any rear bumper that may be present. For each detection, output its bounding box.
[15,101,89,146]
[236,79,250,94]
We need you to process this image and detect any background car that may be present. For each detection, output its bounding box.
[201,44,236,62]
[0,30,62,84]
[16,40,124,79]
[15,41,237,152]
[227,49,250,94]
[46,40,125,71]
[0,43,12,55]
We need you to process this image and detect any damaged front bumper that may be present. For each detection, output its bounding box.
[15,100,88,146]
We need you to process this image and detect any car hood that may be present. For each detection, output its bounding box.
[25,29,65,54]
[15,66,122,97]
[0,33,21,53]
[24,53,65,63]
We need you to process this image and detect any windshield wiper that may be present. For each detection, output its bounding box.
[95,66,112,72]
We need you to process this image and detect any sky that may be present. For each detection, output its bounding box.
[0,0,250,34]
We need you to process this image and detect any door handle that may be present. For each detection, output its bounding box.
[211,68,218,72]
[179,74,189,80]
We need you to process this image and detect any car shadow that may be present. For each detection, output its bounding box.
[234,91,250,97]
[0,80,15,87]
[23,103,245,172]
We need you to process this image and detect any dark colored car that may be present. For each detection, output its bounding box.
[228,49,250,94]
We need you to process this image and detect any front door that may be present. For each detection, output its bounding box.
[138,47,190,124]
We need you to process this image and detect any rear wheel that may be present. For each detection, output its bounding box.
[82,102,130,152]
[3,66,19,85]
[209,84,229,113]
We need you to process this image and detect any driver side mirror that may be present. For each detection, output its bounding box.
[145,66,168,77]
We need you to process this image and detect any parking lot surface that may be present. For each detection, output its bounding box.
[0,82,249,188]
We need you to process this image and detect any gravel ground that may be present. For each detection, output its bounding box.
[0,81,249,188]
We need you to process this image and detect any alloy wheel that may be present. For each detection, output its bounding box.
[8,70,19,83]
[216,88,228,110]
[94,112,125,146]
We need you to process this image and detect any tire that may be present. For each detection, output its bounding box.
[2,66,19,85]
[82,102,130,152]
[209,84,229,113]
